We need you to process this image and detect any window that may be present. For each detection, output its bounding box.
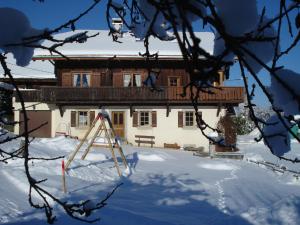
[123,74,131,87]
[168,76,180,87]
[140,111,150,126]
[123,73,142,87]
[78,111,88,127]
[184,111,194,127]
[133,111,156,128]
[133,74,141,87]
[71,111,95,128]
[73,73,90,87]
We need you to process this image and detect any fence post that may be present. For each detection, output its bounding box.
[62,159,67,193]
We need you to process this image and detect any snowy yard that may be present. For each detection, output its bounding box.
[1,133,300,225]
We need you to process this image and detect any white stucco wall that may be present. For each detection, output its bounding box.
[125,106,225,151]
[14,99,102,139]
[13,98,225,151]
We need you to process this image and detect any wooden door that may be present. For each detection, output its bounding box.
[112,111,125,138]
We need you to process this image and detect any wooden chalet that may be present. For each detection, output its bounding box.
[11,30,244,151]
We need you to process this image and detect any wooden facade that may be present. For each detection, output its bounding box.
[56,68,189,88]
[13,58,244,106]
[16,86,244,106]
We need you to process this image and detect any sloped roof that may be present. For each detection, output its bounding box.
[1,30,214,79]
[34,30,215,59]
[0,53,55,79]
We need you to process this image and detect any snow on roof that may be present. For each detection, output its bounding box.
[0,30,214,79]
[34,30,215,59]
[0,53,55,79]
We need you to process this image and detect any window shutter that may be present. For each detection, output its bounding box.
[91,74,101,87]
[62,73,72,87]
[178,111,183,128]
[152,111,157,127]
[132,111,138,127]
[113,72,123,87]
[71,111,77,127]
[89,111,95,125]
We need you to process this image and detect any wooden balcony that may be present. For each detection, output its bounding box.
[16,86,244,106]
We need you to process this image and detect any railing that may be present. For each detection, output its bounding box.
[16,86,244,104]
[15,90,42,102]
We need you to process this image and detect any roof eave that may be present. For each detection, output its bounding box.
[32,54,208,61]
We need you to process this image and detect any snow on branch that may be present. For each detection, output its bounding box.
[0,1,123,223]
[107,0,300,161]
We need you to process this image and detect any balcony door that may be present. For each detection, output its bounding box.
[112,111,125,138]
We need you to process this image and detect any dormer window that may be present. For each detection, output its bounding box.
[73,73,90,87]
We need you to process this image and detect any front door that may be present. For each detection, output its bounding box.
[112,111,125,138]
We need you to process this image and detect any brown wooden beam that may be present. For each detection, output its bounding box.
[130,105,134,117]
[166,104,171,117]
[58,105,64,117]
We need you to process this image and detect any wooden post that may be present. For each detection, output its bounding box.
[65,114,99,170]
[116,144,128,168]
[62,160,67,193]
[103,122,122,177]
[66,112,128,177]
[105,115,128,168]
[81,121,104,160]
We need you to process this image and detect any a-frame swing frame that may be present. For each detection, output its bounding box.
[65,112,128,177]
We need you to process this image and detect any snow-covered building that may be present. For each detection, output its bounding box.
[11,30,244,151]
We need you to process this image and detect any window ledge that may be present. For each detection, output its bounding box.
[182,126,197,130]
[138,125,152,129]
[75,126,89,130]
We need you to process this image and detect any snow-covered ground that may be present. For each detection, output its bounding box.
[1,133,300,225]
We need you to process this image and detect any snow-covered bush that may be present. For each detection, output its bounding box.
[234,105,273,135]
[232,115,254,135]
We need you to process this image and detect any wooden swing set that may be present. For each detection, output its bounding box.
[64,112,128,177]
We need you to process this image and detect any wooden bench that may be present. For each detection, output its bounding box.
[135,135,155,148]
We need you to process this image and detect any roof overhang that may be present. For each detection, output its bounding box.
[33,55,189,61]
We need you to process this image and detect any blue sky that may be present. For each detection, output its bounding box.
[0,0,299,107]
[0,0,108,30]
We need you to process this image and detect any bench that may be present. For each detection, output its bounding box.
[135,135,155,148]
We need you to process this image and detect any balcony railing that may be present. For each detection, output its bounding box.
[16,86,244,105]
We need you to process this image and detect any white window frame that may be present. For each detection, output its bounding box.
[184,111,194,127]
[73,73,91,87]
[139,111,151,127]
[77,111,89,128]
[123,72,142,87]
